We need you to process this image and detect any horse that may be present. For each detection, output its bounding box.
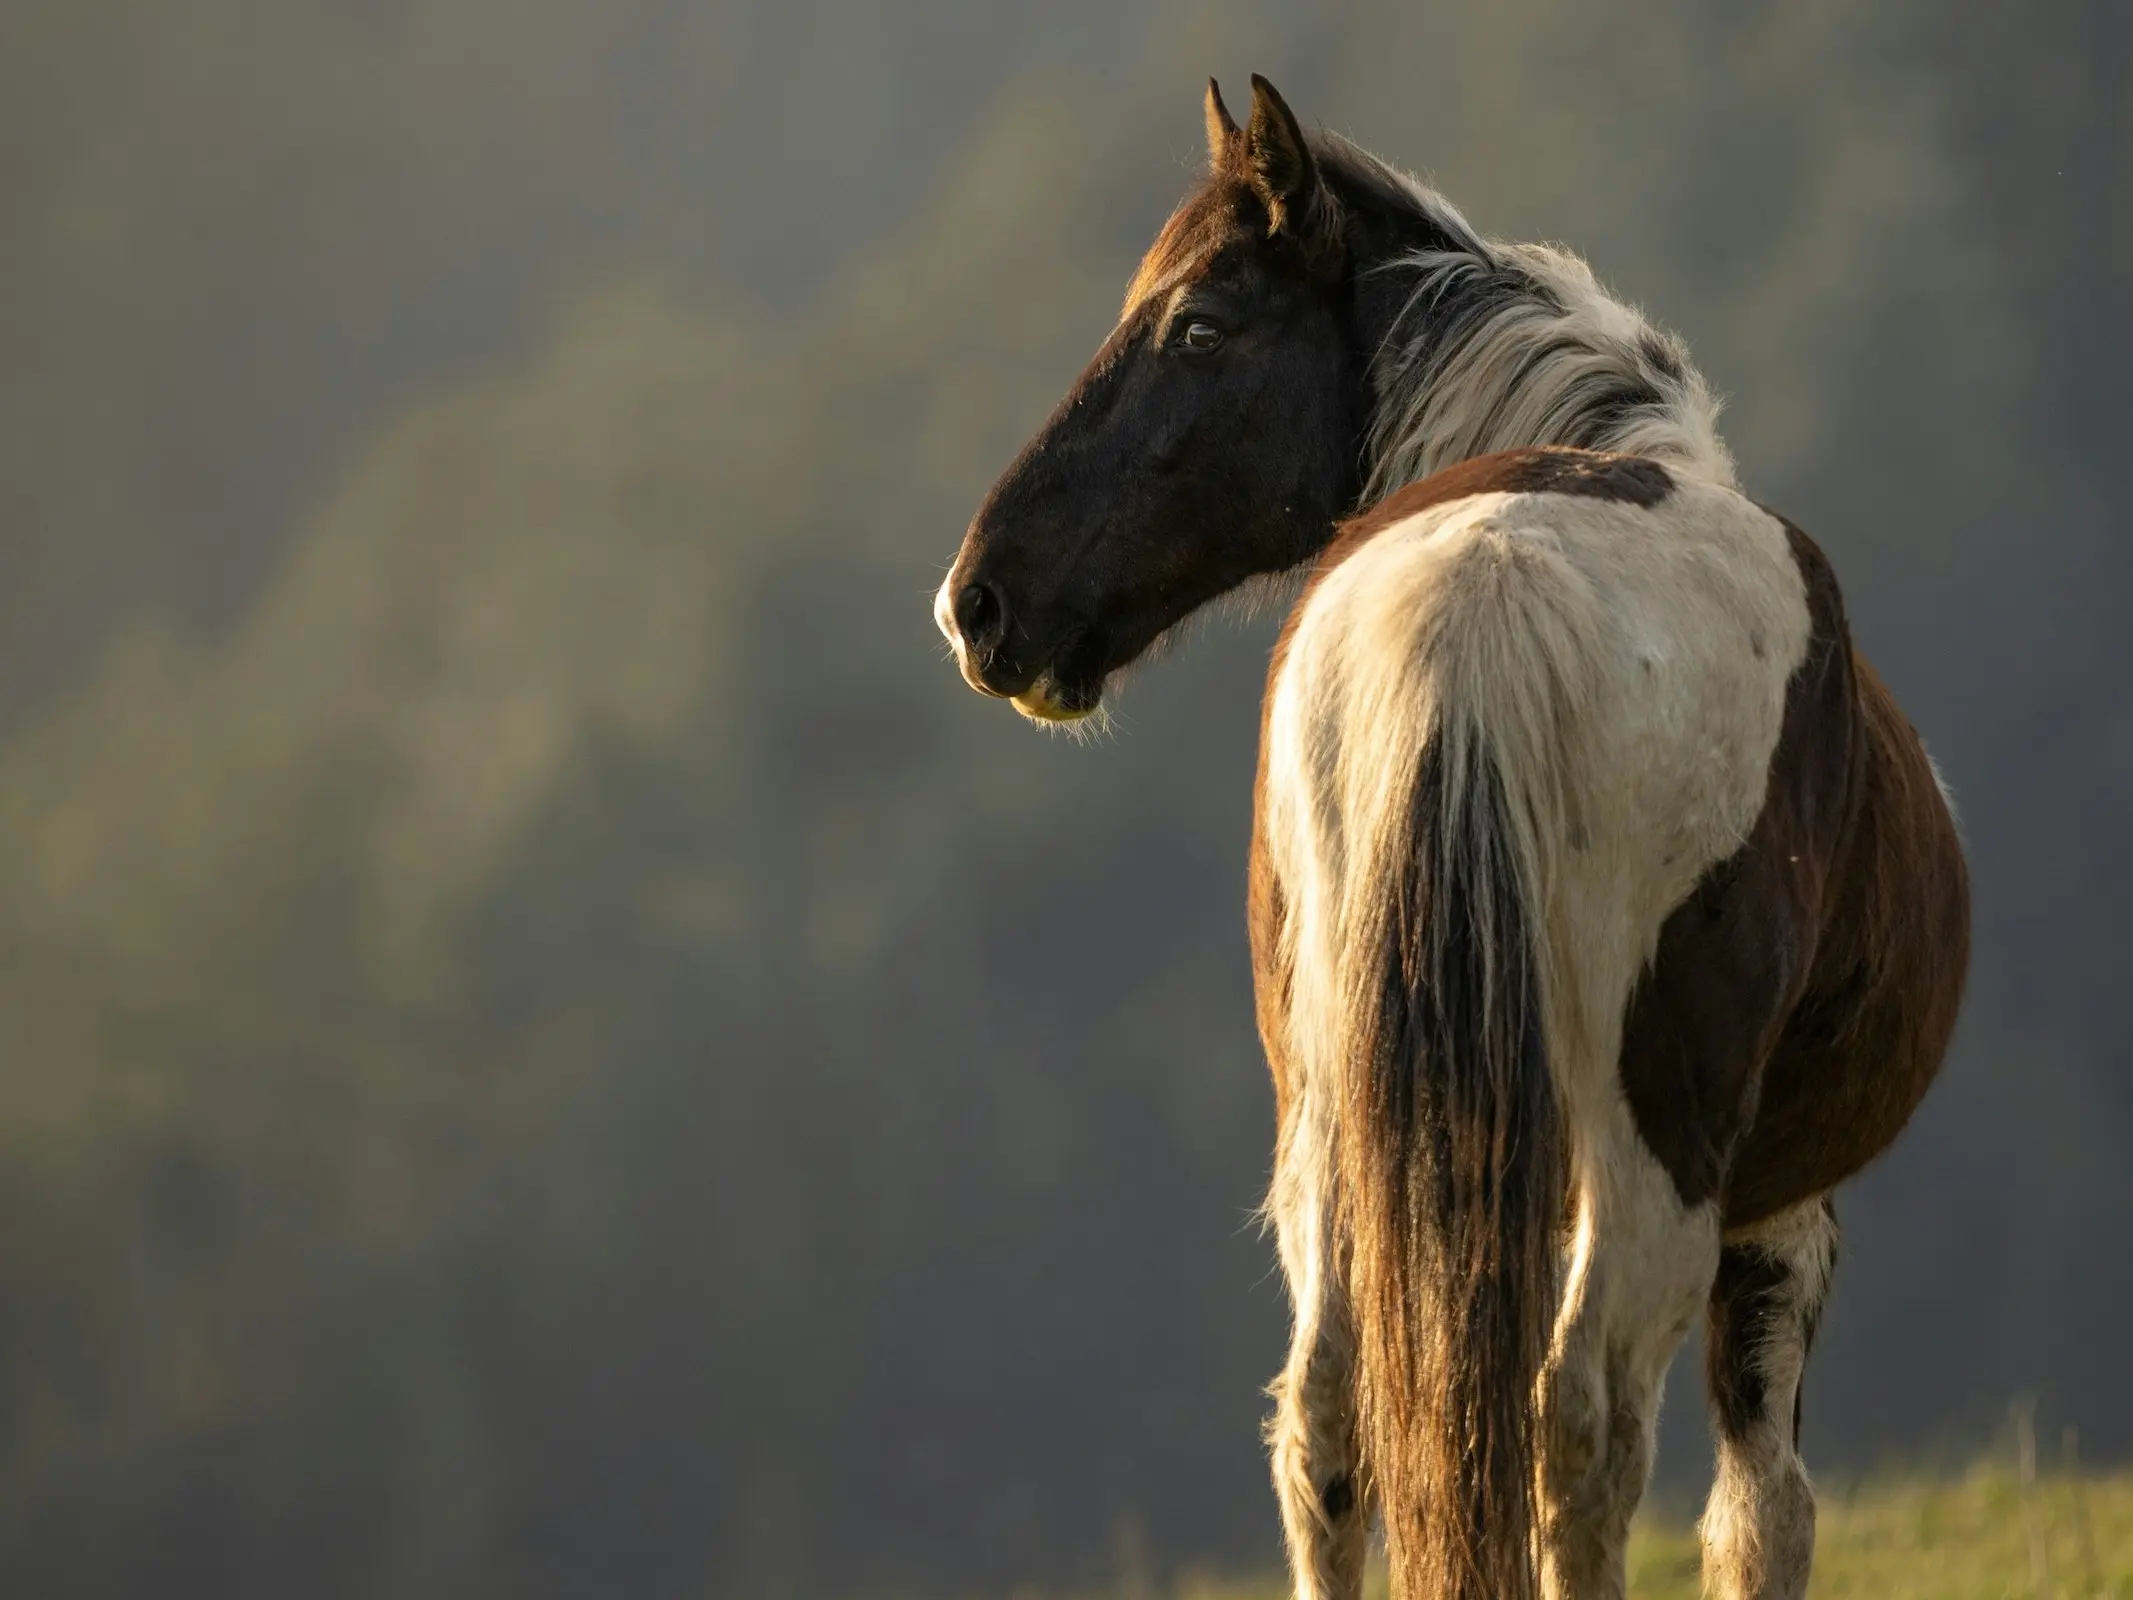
[933,75,1968,1600]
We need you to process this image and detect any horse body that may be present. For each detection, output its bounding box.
[1255,450,1964,1599]
[937,75,1967,1600]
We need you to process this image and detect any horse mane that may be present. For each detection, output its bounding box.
[1310,134,1739,497]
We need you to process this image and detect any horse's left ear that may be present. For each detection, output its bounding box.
[1244,75,1320,238]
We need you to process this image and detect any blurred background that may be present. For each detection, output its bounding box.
[1,1,2127,1594]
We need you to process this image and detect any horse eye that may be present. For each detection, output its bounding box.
[1180,320,1225,352]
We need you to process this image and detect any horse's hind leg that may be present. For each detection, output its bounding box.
[1265,1104,1366,1600]
[1700,1197,1838,1600]
[1539,1103,1720,1600]
[1268,1298,1364,1600]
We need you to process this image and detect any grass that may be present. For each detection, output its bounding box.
[1627,1462,2133,1599]
[1040,1460,2133,1599]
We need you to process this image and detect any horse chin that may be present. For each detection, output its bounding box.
[1011,672,1102,724]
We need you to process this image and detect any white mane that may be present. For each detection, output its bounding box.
[1318,138,1738,498]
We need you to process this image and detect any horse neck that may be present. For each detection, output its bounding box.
[1344,230,1739,501]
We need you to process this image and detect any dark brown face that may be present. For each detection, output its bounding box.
[935,76,1362,723]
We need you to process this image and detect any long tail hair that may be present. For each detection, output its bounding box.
[1268,506,1587,1598]
[1340,701,1565,1600]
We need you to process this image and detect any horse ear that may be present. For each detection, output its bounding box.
[1244,74,1319,236]
[1204,78,1239,167]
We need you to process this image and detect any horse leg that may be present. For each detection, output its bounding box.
[1699,1197,1837,1600]
[1265,1108,1366,1600]
[1539,1102,1720,1600]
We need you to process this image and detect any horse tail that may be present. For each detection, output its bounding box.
[1342,699,1564,1600]
[1266,498,1594,1597]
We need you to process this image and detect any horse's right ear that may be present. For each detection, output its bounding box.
[1243,75,1321,240]
[1204,78,1240,167]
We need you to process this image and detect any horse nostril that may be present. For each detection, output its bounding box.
[954,582,1008,656]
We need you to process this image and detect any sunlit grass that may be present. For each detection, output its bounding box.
[1632,1461,2133,1599]
[1029,1460,2133,1599]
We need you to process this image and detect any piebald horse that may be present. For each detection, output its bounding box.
[935,77,1967,1600]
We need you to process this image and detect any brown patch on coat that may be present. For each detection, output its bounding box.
[1724,643,1969,1224]
[1617,523,1856,1208]
[1328,448,1673,561]
[1616,519,1970,1226]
